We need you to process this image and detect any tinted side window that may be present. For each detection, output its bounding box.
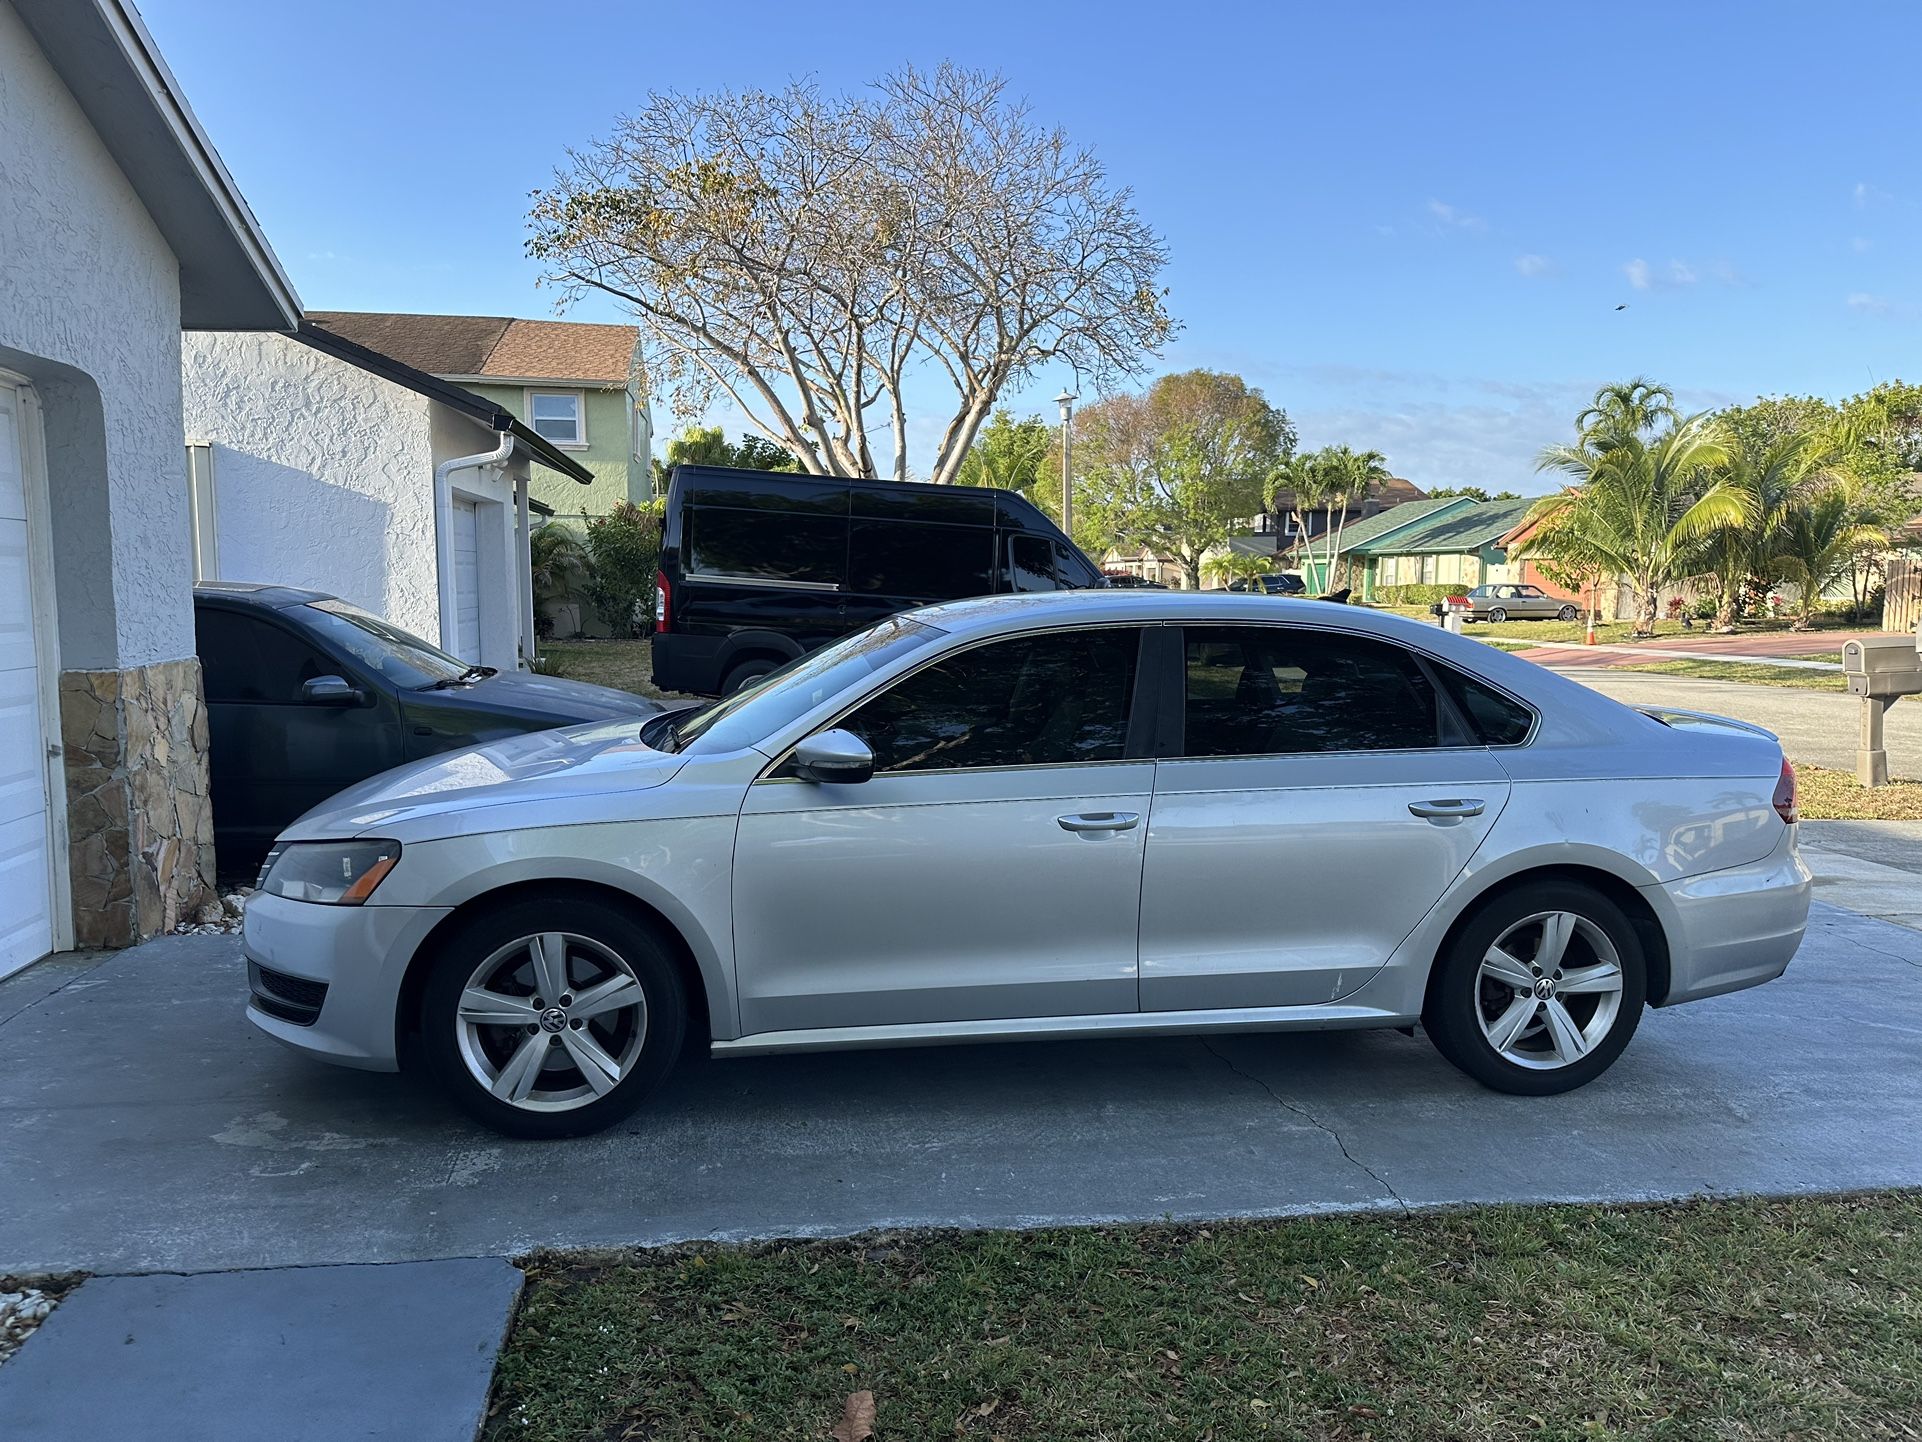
[1005,535,1056,592]
[687,506,845,586]
[1433,665,1535,746]
[841,628,1139,772]
[848,521,991,600]
[195,608,338,703]
[1182,626,1446,757]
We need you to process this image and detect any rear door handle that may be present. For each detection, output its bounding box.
[1057,811,1141,834]
[1408,798,1485,819]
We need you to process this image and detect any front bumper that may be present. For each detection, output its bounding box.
[1650,827,1812,1006]
[242,891,453,1071]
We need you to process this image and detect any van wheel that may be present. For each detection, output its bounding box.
[419,895,686,1138]
[1423,881,1646,1096]
[721,657,780,695]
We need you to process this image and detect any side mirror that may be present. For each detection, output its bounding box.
[791,728,874,785]
[300,675,364,707]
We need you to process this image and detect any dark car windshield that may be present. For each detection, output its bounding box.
[669,616,942,755]
[301,600,470,687]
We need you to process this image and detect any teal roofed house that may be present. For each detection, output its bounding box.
[1347,496,1538,600]
[1285,495,1473,593]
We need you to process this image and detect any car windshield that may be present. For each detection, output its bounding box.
[301,600,471,687]
[668,616,943,755]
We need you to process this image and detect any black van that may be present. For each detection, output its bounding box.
[652,465,1103,695]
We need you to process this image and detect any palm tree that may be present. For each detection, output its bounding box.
[1771,481,1888,630]
[1321,446,1390,587]
[1701,433,1829,631]
[1521,417,1746,636]
[529,524,590,606]
[1270,453,1329,587]
[1203,549,1273,593]
[1576,376,1678,446]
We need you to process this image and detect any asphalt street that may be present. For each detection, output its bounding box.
[3,900,1917,1276]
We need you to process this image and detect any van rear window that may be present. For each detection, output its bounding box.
[687,507,845,586]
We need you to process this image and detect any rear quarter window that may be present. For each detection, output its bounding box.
[1433,664,1536,745]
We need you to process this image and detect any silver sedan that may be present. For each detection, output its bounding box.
[242,592,1810,1137]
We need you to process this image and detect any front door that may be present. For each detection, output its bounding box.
[1139,624,1512,1011]
[732,625,1151,1034]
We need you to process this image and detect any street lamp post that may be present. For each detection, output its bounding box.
[1055,389,1077,539]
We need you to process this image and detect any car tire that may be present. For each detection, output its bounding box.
[418,894,686,1139]
[1557,604,1578,621]
[1423,880,1647,1096]
[1488,606,1508,623]
[721,656,780,696]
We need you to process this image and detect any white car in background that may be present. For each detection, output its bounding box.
[242,592,1810,1138]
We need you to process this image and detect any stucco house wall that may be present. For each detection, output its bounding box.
[1,0,214,947]
[181,331,442,638]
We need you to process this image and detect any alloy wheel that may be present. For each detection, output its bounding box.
[454,932,649,1111]
[1489,606,1508,623]
[1474,910,1624,1070]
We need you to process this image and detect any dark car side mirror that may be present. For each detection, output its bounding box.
[791,728,874,784]
[300,675,364,707]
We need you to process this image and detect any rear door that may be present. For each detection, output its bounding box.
[1139,624,1512,1011]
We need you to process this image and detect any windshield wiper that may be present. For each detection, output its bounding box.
[428,665,496,689]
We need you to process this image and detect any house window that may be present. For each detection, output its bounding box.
[529,391,585,447]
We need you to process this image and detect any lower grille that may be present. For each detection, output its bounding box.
[248,961,328,1027]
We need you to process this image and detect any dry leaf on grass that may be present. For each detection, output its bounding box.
[831,1389,877,1442]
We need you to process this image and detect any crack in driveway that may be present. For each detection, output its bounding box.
[1201,1039,1410,1214]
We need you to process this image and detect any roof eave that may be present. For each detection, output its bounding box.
[14,0,300,330]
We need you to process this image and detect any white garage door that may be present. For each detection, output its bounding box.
[0,383,54,977]
[451,496,482,662]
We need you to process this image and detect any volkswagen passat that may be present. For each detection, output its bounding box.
[242,592,1810,1138]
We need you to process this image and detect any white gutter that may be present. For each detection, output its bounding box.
[434,432,516,655]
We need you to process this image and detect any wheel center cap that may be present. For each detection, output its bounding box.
[1533,977,1555,1000]
[538,1006,568,1033]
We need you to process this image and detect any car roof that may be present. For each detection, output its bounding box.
[909,588,1437,640]
[192,581,335,609]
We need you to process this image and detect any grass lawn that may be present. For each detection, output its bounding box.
[1610,658,1848,692]
[488,1194,1922,1442]
[537,638,681,701]
[1797,764,1922,820]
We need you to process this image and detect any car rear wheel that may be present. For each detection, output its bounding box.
[1488,606,1508,623]
[419,895,686,1138]
[1557,604,1578,621]
[721,656,780,695]
[1423,881,1646,1095]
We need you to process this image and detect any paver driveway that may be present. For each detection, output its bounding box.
[3,901,1919,1276]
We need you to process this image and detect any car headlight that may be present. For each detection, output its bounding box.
[257,840,401,905]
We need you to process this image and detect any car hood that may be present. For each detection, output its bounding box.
[281,718,687,840]
[418,670,663,721]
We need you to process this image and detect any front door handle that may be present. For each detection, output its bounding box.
[1408,798,1485,820]
[1057,811,1141,834]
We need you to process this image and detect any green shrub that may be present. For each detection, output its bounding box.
[582,501,664,637]
[1373,583,1461,606]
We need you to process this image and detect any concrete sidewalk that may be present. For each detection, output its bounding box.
[1801,820,1922,930]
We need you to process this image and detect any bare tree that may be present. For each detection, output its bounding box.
[528,65,1173,483]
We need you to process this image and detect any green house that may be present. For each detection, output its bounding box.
[309,311,651,521]
[1286,496,1474,594]
[1348,497,1538,600]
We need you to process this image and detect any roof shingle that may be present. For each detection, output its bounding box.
[306,312,637,386]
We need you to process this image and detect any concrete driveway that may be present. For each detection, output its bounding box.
[3,899,1918,1276]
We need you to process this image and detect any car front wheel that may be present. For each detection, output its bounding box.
[1557,604,1578,621]
[1423,881,1646,1095]
[419,895,686,1138]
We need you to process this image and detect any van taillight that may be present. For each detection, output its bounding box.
[1773,757,1798,824]
[654,570,670,633]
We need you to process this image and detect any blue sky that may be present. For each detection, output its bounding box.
[141,0,1918,494]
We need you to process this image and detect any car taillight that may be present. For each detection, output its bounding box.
[1773,757,1798,824]
[654,570,670,633]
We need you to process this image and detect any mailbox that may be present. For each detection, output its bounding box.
[1842,635,1922,698]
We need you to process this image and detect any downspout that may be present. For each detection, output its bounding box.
[433,431,515,656]
[516,476,534,671]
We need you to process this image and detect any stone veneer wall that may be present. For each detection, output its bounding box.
[58,658,215,948]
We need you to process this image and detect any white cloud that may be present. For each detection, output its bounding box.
[1622,257,1742,293]
[1846,292,1902,317]
[1514,253,1555,278]
[1667,259,1698,286]
[1852,236,1874,253]
[1854,181,1894,209]
[1624,258,1653,291]
[1427,199,1487,233]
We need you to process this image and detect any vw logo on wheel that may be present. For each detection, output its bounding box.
[1532,977,1555,1000]
[539,1006,569,1033]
